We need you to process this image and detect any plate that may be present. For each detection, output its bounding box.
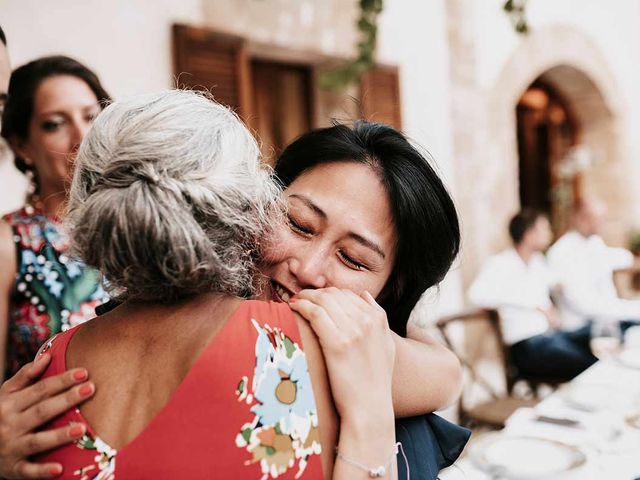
[470,433,587,479]
[562,383,630,412]
[616,348,640,370]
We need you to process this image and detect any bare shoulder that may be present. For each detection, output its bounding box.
[0,219,16,288]
[294,312,337,479]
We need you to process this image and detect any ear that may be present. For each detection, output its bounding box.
[9,135,33,166]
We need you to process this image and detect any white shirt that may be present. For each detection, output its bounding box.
[468,249,555,345]
[547,230,640,328]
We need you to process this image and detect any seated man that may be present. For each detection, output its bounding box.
[469,209,596,382]
[548,197,640,332]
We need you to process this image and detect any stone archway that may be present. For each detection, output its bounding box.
[456,25,628,287]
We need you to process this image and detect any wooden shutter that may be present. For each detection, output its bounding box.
[172,24,253,121]
[360,65,402,129]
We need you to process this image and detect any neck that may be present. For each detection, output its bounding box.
[515,244,534,264]
[109,293,234,329]
[33,185,66,218]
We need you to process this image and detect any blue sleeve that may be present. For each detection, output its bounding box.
[395,414,470,480]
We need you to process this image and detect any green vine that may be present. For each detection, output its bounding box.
[319,0,383,92]
[503,0,529,34]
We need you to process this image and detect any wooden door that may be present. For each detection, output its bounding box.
[516,82,578,233]
[251,61,313,162]
[360,66,402,129]
[172,24,253,121]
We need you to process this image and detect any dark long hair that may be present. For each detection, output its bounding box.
[1,55,111,180]
[275,121,460,336]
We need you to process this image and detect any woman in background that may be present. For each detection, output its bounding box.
[0,56,109,380]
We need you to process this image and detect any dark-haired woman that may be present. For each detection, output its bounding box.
[0,121,468,479]
[0,56,110,381]
[266,122,469,478]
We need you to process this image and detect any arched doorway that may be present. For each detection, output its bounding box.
[516,80,579,234]
[475,27,629,278]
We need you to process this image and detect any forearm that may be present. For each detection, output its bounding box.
[391,331,462,417]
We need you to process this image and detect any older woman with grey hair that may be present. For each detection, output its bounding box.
[29,90,398,479]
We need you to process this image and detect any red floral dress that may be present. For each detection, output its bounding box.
[3,206,108,378]
[35,300,324,479]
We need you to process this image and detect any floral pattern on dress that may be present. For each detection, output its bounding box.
[3,206,108,377]
[74,431,117,480]
[235,319,321,479]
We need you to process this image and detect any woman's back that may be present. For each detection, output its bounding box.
[35,298,334,479]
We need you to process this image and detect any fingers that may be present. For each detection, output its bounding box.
[1,354,51,394]
[14,423,86,458]
[296,288,350,325]
[14,368,90,413]
[289,299,340,342]
[296,288,389,333]
[298,288,368,309]
[21,382,95,433]
[11,460,63,479]
[360,290,376,306]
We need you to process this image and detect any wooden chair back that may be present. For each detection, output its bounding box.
[436,309,537,428]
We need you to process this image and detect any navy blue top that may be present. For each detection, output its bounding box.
[396,414,470,479]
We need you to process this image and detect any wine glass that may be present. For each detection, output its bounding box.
[590,319,622,361]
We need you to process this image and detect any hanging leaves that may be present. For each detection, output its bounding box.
[319,0,384,92]
[503,0,529,34]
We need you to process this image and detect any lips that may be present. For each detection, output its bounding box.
[271,280,294,303]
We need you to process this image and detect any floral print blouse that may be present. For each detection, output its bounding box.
[3,206,108,378]
[34,300,323,479]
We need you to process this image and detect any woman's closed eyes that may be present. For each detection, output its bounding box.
[287,214,313,236]
[287,212,372,272]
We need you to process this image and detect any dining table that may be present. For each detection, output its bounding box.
[438,346,640,479]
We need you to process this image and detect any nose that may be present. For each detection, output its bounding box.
[289,245,329,290]
[70,119,91,151]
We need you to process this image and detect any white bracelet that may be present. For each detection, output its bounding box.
[335,442,400,478]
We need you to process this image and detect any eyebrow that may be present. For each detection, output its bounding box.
[288,193,386,259]
[289,194,326,219]
[38,103,101,117]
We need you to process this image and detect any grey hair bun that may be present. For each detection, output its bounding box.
[66,89,281,302]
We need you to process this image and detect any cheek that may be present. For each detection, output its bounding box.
[261,228,295,267]
[364,276,389,299]
[30,133,72,166]
[329,271,388,299]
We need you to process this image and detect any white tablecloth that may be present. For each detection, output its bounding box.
[439,358,640,479]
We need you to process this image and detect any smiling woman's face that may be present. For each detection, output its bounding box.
[261,161,397,303]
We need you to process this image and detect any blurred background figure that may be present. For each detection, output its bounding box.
[0,56,110,380]
[548,197,640,333]
[469,209,596,382]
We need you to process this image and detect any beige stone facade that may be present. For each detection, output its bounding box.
[450,13,631,287]
[2,0,640,321]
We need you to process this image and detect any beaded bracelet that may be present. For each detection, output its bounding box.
[336,442,407,478]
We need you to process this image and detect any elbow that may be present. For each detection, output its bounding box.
[441,347,464,408]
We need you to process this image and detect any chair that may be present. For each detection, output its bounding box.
[436,309,538,429]
[613,265,640,299]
